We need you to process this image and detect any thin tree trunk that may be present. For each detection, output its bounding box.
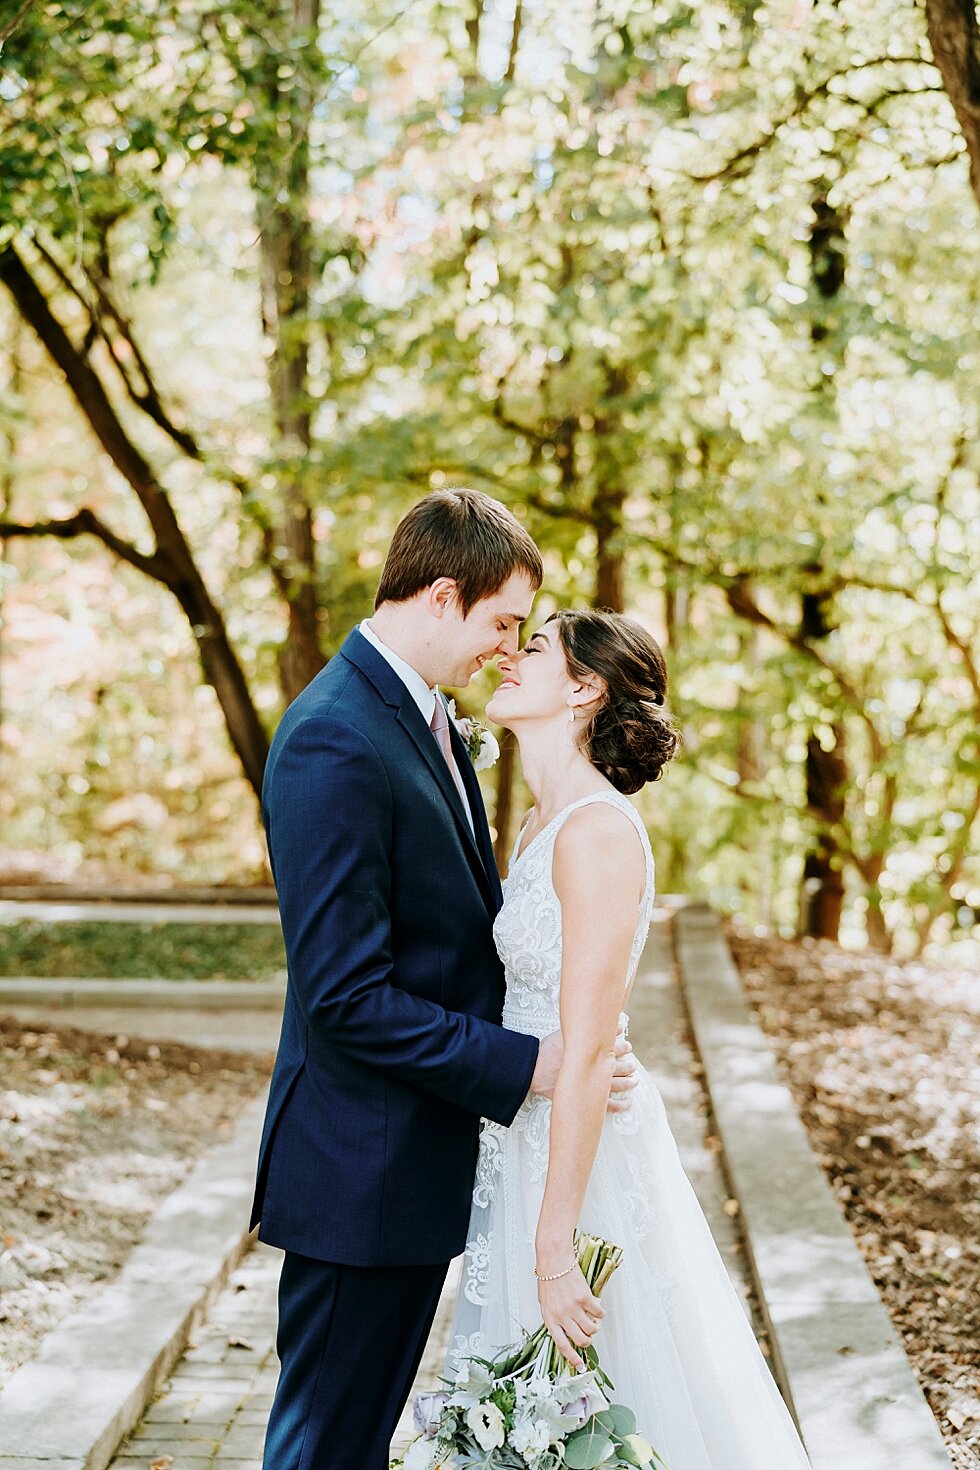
[593,368,627,612]
[865,882,892,953]
[595,509,625,611]
[258,0,325,704]
[798,189,848,940]
[925,0,980,207]
[493,727,518,874]
[465,0,484,81]
[0,312,20,746]
[0,243,270,797]
[505,0,523,82]
[799,586,847,940]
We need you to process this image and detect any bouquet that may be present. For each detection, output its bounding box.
[394,1234,664,1470]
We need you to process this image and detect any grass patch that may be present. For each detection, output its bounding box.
[0,920,286,980]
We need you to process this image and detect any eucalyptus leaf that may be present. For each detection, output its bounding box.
[563,1430,617,1469]
[597,1404,636,1437]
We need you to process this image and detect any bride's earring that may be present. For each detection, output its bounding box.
[567,707,575,724]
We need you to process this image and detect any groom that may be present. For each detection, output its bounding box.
[252,489,633,1470]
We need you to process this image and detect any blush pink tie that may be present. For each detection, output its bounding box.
[429,697,470,813]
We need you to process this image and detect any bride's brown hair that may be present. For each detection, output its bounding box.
[547,609,679,795]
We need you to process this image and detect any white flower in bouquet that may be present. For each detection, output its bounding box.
[402,1436,440,1470]
[509,1414,553,1461]
[466,1401,506,1452]
[448,1359,494,1408]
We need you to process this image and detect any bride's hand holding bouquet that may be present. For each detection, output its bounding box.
[394,1235,664,1470]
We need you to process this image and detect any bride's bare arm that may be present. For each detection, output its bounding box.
[534,803,646,1369]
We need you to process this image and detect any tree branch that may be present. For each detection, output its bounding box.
[21,237,287,593]
[0,0,34,47]
[691,56,938,183]
[936,599,980,706]
[725,575,886,760]
[0,509,166,580]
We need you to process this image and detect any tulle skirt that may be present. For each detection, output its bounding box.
[446,1061,812,1469]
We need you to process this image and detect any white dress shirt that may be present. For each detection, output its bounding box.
[359,620,473,832]
[359,619,437,726]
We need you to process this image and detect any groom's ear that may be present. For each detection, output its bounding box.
[425,578,461,618]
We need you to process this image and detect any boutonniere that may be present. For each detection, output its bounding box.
[446,698,501,772]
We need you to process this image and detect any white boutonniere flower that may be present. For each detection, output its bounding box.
[446,698,501,772]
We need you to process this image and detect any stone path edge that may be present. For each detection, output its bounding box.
[673,903,951,1470]
[0,1087,270,1470]
[0,886,278,906]
[0,978,285,1009]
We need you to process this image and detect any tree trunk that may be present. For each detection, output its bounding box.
[799,588,847,940]
[593,485,625,611]
[798,189,849,939]
[505,0,523,82]
[593,370,627,612]
[865,882,892,953]
[257,0,325,705]
[0,243,270,798]
[493,727,518,875]
[925,0,980,208]
[465,0,484,85]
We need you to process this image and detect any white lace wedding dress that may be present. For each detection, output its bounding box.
[447,791,812,1469]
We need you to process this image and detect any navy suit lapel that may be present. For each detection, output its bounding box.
[449,716,503,909]
[339,630,496,914]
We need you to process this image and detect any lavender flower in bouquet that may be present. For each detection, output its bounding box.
[392,1234,665,1470]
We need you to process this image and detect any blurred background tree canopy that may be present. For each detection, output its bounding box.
[1,0,978,958]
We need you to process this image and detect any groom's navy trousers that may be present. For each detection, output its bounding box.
[252,628,538,1469]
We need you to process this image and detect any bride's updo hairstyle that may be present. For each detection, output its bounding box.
[548,609,679,795]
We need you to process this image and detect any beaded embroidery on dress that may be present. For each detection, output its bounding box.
[447,790,812,1469]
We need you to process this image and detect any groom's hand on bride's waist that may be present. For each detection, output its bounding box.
[529,1024,637,1113]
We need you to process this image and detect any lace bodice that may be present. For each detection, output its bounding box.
[493,790,655,1040]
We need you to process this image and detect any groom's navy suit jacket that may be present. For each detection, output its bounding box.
[251,627,539,1266]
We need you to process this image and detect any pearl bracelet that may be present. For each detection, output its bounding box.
[534,1261,577,1282]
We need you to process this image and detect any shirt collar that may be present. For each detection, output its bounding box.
[359,619,438,727]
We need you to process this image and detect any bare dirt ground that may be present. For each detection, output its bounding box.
[727,927,980,1470]
[0,1016,272,1388]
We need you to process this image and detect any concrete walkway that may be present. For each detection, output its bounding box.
[98,907,759,1468]
[0,900,281,926]
[674,906,951,1470]
[2,1003,281,1053]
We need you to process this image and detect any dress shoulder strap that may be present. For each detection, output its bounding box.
[551,791,653,883]
[509,808,535,868]
[550,790,645,838]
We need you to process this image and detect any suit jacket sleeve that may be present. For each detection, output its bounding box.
[264,712,538,1127]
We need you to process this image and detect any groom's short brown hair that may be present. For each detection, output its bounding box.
[375,489,543,615]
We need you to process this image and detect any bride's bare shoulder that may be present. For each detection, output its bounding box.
[552,798,646,897]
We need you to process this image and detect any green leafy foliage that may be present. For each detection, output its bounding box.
[1,0,978,957]
[0,921,286,979]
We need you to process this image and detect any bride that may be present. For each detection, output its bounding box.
[446,608,812,1469]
